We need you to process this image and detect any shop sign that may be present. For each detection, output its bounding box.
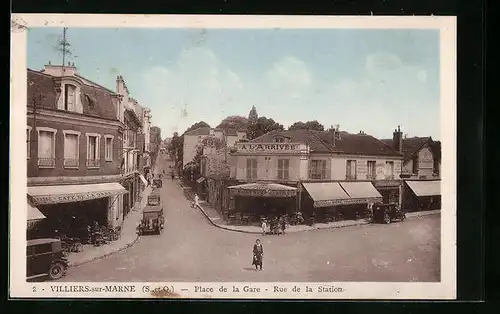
[236,142,305,154]
[314,197,382,208]
[230,188,297,198]
[32,191,124,205]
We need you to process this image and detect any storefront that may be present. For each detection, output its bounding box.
[301,181,383,221]
[27,182,128,240]
[403,180,441,212]
[228,182,298,220]
[372,181,402,204]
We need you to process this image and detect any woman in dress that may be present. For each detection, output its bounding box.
[252,239,264,271]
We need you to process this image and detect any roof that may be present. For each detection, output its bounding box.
[251,129,402,157]
[124,109,142,128]
[429,141,441,161]
[27,69,119,121]
[184,127,245,136]
[382,137,433,159]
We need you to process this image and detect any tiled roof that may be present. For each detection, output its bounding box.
[382,137,432,159]
[27,69,118,121]
[251,129,402,157]
[184,127,245,137]
[429,140,441,161]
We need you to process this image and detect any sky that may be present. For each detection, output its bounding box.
[27,27,440,140]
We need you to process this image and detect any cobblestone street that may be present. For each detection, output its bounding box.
[58,157,441,283]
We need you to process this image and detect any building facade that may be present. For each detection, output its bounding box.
[26,64,128,239]
[381,129,442,211]
[205,128,404,223]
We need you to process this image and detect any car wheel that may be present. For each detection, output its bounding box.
[48,262,65,280]
[384,214,391,224]
[401,214,406,221]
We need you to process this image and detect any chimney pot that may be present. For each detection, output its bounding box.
[48,61,51,65]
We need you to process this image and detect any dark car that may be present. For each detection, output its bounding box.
[372,203,406,224]
[27,238,69,280]
[153,178,163,188]
[138,194,164,235]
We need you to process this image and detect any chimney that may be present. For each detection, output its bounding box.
[392,125,403,153]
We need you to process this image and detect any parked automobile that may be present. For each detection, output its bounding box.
[27,238,69,280]
[372,202,406,224]
[138,194,164,235]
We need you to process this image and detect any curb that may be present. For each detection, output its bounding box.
[69,235,139,268]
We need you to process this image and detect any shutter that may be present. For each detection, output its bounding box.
[252,159,257,179]
[67,85,75,111]
[38,131,52,158]
[284,159,290,180]
[246,159,251,179]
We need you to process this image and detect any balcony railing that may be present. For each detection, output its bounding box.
[86,158,100,168]
[64,158,79,168]
[38,158,55,168]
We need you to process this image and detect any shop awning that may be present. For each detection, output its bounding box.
[139,174,148,186]
[302,182,351,208]
[339,182,383,203]
[406,180,441,197]
[196,177,206,184]
[27,201,45,221]
[28,182,129,205]
[228,183,297,198]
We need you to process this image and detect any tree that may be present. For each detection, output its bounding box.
[248,105,258,125]
[184,121,210,134]
[216,115,248,131]
[288,120,325,131]
[201,136,226,150]
[247,116,284,140]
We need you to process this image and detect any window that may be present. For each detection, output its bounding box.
[309,159,327,180]
[412,156,419,174]
[37,127,56,168]
[346,160,357,180]
[105,135,114,162]
[277,159,290,180]
[63,131,80,168]
[246,158,257,179]
[367,161,376,180]
[385,161,394,179]
[64,84,77,111]
[86,133,100,168]
[274,137,285,143]
[26,127,31,159]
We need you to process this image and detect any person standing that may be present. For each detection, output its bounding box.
[194,193,200,208]
[280,216,286,234]
[252,239,264,271]
[261,219,267,235]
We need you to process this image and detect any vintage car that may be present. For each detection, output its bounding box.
[372,202,406,224]
[27,238,69,280]
[138,194,164,235]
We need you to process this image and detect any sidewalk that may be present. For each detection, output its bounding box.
[67,185,152,267]
[181,185,441,234]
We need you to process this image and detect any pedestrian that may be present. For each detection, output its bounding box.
[194,193,199,208]
[171,172,175,180]
[280,216,286,234]
[252,239,264,271]
[261,219,267,235]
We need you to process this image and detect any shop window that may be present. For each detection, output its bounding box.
[346,160,357,180]
[367,161,376,180]
[246,158,257,179]
[37,127,57,168]
[277,159,290,180]
[309,159,327,180]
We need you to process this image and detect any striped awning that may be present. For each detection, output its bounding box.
[302,182,350,208]
[406,180,441,197]
[339,182,383,203]
[28,182,128,205]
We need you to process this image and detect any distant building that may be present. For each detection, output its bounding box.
[182,127,246,168]
[381,128,441,212]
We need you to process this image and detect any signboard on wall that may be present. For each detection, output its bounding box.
[235,142,307,154]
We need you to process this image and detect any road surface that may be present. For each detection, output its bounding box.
[60,155,440,282]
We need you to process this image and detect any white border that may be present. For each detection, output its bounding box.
[10,14,457,300]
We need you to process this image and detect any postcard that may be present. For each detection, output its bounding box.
[10,14,456,299]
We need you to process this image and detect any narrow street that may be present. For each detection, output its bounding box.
[59,154,440,283]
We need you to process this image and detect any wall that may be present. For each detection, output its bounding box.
[27,117,122,178]
[401,146,435,179]
[183,134,207,166]
[235,154,302,181]
[330,156,402,181]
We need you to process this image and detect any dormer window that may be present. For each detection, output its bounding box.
[85,94,96,108]
[64,84,77,111]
